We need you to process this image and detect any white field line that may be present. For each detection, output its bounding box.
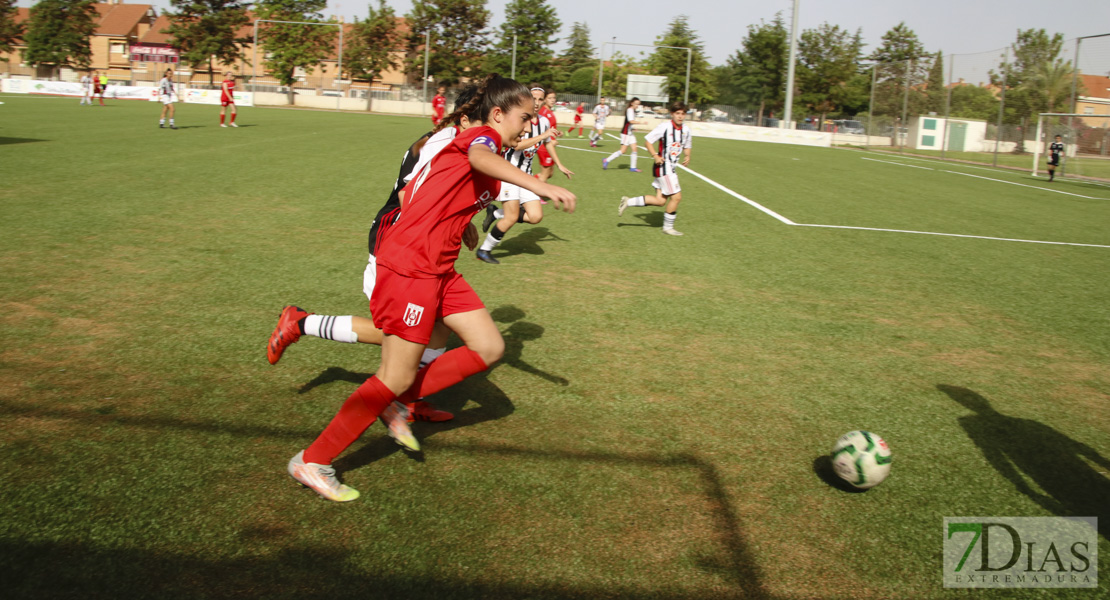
[861,157,934,170]
[940,170,1100,199]
[562,138,1109,248]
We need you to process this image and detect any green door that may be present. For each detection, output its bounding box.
[947,122,967,152]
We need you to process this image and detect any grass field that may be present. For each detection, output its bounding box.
[853,144,1110,181]
[2,95,1109,599]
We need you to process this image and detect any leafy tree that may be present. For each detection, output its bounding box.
[564,66,595,95]
[404,0,489,87]
[256,0,338,103]
[485,0,560,85]
[992,29,1075,124]
[948,83,998,121]
[165,0,251,85]
[0,0,24,61]
[345,0,403,109]
[646,15,714,106]
[925,51,945,113]
[721,14,787,123]
[599,50,647,99]
[560,21,593,72]
[796,23,864,127]
[869,22,930,130]
[23,0,98,78]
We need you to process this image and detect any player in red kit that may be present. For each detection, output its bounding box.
[569,102,585,137]
[219,71,238,128]
[535,88,564,183]
[287,74,577,502]
[431,86,447,125]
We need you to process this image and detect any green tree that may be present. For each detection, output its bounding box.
[22,0,98,78]
[925,51,945,113]
[345,0,403,110]
[948,83,998,121]
[564,66,595,95]
[164,0,251,85]
[796,23,864,127]
[404,0,489,87]
[553,21,593,89]
[992,29,1074,124]
[485,0,560,85]
[0,0,25,61]
[723,14,787,123]
[599,50,647,99]
[869,22,930,137]
[646,15,714,106]
[256,0,338,104]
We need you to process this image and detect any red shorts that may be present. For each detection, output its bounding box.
[573,115,582,123]
[537,145,554,168]
[370,265,484,344]
[221,98,234,107]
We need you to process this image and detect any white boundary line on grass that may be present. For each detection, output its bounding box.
[558,136,1110,249]
[940,169,1101,199]
[851,147,1110,190]
[861,157,934,170]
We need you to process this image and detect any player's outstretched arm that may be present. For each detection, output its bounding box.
[544,138,574,179]
[470,146,577,213]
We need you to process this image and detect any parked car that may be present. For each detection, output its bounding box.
[833,119,866,135]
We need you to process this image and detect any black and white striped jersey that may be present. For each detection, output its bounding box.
[645,120,693,177]
[503,115,551,175]
[621,107,636,135]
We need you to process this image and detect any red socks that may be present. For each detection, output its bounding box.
[220,114,225,124]
[303,376,395,465]
[231,113,237,123]
[398,346,489,404]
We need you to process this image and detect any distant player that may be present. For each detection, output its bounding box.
[476,86,573,264]
[80,71,92,105]
[568,101,585,137]
[91,70,104,106]
[589,96,610,147]
[98,73,108,101]
[220,71,238,128]
[617,102,693,236]
[158,69,177,129]
[602,97,644,172]
[1047,134,1064,181]
[431,86,447,125]
[535,88,563,183]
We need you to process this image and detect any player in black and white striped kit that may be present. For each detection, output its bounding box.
[158,69,177,129]
[602,97,644,172]
[1047,134,1064,181]
[617,102,693,236]
[476,86,573,264]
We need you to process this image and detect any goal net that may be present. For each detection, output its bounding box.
[1032,113,1110,182]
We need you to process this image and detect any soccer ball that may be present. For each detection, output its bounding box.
[830,430,892,489]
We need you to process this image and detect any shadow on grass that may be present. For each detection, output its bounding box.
[811,455,868,494]
[0,137,47,145]
[617,211,664,228]
[0,446,774,599]
[939,384,1110,540]
[493,226,569,259]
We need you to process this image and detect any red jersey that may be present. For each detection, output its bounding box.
[221,78,235,101]
[376,126,503,277]
[432,94,446,118]
[574,105,584,122]
[539,106,556,127]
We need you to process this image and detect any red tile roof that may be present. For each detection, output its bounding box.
[94,3,155,37]
[1078,74,1110,100]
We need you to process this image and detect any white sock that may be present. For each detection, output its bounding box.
[663,213,677,230]
[628,196,646,207]
[419,347,446,369]
[493,208,504,219]
[169,119,175,125]
[303,314,359,343]
[480,230,503,252]
[160,118,165,124]
[630,151,638,170]
[605,150,622,163]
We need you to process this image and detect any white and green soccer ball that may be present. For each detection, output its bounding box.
[831,430,892,489]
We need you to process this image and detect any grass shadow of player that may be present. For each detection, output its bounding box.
[939,384,1110,540]
[0,137,47,145]
[811,455,869,494]
[493,227,568,259]
[617,211,664,228]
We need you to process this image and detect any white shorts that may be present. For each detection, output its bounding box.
[362,253,377,302]
[499,182,541,204]
[621,133,637,146]
[160,95,176,105]
[652,173,681,196]
[594,120,606,130]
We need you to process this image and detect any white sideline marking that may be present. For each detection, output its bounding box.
[563,136,1110,248]
[941,170,1101,199]
[861,157,934,170]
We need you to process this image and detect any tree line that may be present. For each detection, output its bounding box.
[1,0,1081,126]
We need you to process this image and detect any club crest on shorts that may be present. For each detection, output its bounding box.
[403,302,425,327]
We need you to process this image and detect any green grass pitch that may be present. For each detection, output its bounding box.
[1,94,1108,599]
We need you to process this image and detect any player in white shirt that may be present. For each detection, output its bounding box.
[476,86,572,264]
[158,69,177,129]
[589,96,611,147]
[617,102,693,236]
[602,97,645,172]
[79,72,92,105]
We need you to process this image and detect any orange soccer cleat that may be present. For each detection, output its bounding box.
[267,305,311,365]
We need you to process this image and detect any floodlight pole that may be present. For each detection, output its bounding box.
[253,19,344,110]
[511,33,517,80]
[783,0,799,129]
[597,40,692,105]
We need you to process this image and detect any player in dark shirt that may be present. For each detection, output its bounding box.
[1047,135,1064,182]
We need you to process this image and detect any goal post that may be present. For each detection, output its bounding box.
[1032,112,1110,181]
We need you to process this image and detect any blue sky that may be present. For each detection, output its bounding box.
[18,0,1110,73]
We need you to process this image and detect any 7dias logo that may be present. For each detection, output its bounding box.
[943,517,1097,588]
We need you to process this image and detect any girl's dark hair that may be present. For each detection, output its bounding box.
[435,74,529,132]
[669,101,688,113]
